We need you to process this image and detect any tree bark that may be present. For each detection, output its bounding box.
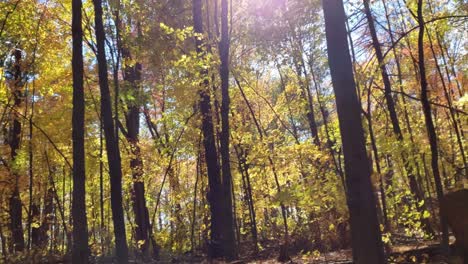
[291,45,320,146]
[8,48,25,253]
[192,0,224,259]
[364,86,388,230]
[322,0,385,263]
[121,47,152,257]
[426,30,466,177]
[416,0,449,255]
[363,0,402,139]
[71,0,89,261]
[365,0,433,234]
[92,0,129,261]
[219,0,237,259]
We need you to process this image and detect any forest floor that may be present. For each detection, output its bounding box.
[24,236,459,263]
[157,236,458,264]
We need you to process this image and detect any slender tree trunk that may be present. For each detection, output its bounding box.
[99,117,105,256]
[27,84,35,251]
[192,0,224,258]
[191,146,201,253]
[416,0,449,255]
[300,61,320,146]
[276,66,300,141]
[364,0,423,198]
[92,0,129,261]
[219,0,237,259]
[0,219,7,260]
[71,0,89,261]
[26,8,45,250]
[322,0,385,263]
[233,144,258,253]
[365,0,433,234]
[382,0,415,145]
[234,76,290,261]
[308,59,345,188]
[364,86,388,230]
[121,47,152,257]
[383,0,424,198]
[433,31,463,98]
[44,152,69,252]
[291,47,320,145]
[426,30,467,176]
[363,0,402,139]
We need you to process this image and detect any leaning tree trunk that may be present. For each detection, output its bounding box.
[426,29,467,179]
[92,0,129,262]
[363,0,402,139]
[71,0,89,261]
[364,0,434,235]
[364,0,427,204]
[322,0,385,263]
[416,0,449,256]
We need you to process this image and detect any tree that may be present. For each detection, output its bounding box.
[192,0,224,258]
[219,0,237,259]
[322,0,385,263]
[71,0,89,261]
[364,0,432,234]
[92,0,129,262]
[1,0,467,261]
[7,48,25,253]
[122,48,152,258]
[415,0,449,255]
[114,6,153,255]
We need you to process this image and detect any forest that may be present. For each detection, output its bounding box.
[0,0,466,263]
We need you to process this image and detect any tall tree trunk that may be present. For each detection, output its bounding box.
[364,86,388,230]
[92,0,129,261]
[382,0,416,146]
[291,46,320,145]
[192,0,224,258]
[122,48,152,257]
[308,59,345,188]
[363,0,402,139]
[99,117,105,256]
[364,0,425,200]
[382,0,425,200]
[126,96,151,258]
[322,0,385,263]
[426,30,467,176]
[71,0,89,261]
[433,31,463,98]
[219,0,237,259]
[416,0,449,255]
[190,145,201,252]
[9,49,25,253]
[365,0,432,234]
